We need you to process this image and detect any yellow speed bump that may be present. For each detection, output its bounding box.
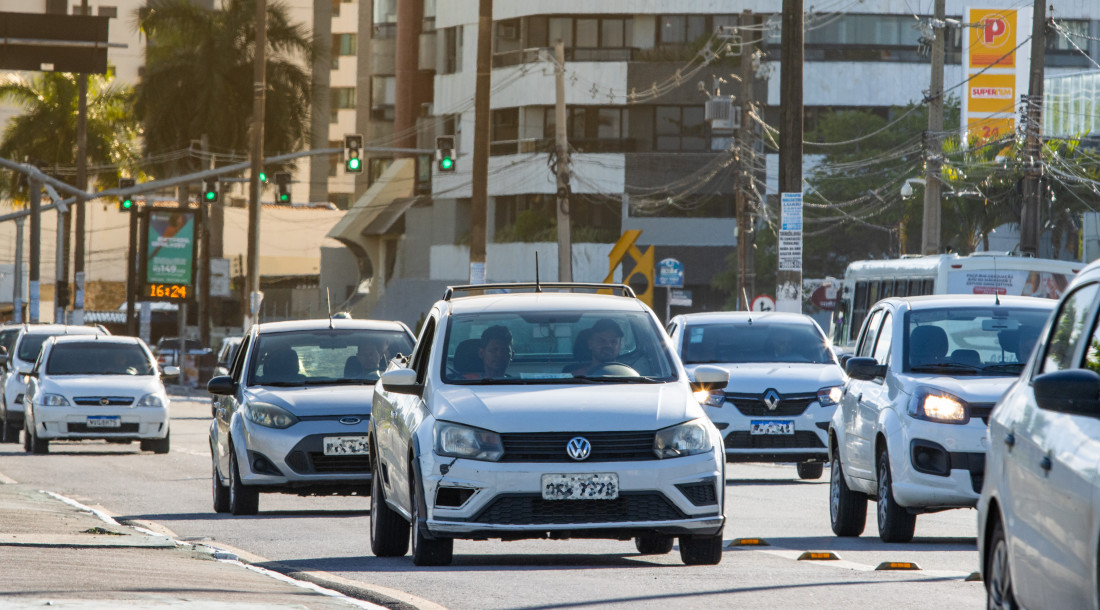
[798,551,841,561]
[965,572,983,582]
[875,561,922,571]
[728,538,770,547]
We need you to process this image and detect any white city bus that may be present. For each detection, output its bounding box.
[828,252,1081,350]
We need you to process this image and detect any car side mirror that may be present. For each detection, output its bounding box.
[1033,369,1100,417]
[207,375,237,396]
[380,368,423,397]
[691,365,729,391]
[161,365,180,378]
[846,357,886,381]
[837,353,853,369]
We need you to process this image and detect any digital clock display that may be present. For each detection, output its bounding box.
[147,283,188,300]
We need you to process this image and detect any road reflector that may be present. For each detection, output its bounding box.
[965,572,983,582]
[729,538,769,546]
[798,551,841,561]
[875,561,921,571]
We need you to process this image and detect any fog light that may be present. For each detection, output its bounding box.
[910,439,950,476]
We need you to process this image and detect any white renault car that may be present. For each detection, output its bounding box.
[370,282,730,566]
[667,312,845,479]
[23,335,174,454]
[829,295,1055,542]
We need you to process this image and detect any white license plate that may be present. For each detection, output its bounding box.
[86,416,121,428]
[750,420,795,435]
[323,436,370,456]
[541,473,619,500]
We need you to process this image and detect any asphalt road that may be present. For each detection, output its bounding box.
[0,394,986,609]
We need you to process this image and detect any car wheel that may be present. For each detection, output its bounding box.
[212,448,230,514]
[829,445,867,537]
[634,535,675,555]
[141,430,171,454]
[877,448,916,543]
[25,417,47,455]
[678,532,723,565]
[797,461,824,480]
[1,415,18,444]
[409,463,453,566]
[370,462,410,557]
[228,446,259,516]
[22,418,31,452]
[986,518,1018,610]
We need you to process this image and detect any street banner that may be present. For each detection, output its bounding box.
[962,7,1032,146]
[777,192,803,313]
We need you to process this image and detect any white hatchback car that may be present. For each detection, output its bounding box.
[370,283,730,566]
[667,312,845,479]
[829,295,1055,542]
[978,261,1100,609]
[23,335,174,454]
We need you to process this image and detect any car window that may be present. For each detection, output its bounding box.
[412,318,437,384]
[17,331,100,362]
[246,329,415,386]
[906,305,1055,375]
[680,321,833,365]
[857,309,884,358]
[872,312,893,365]
[1044,283,1100,373]
[230,334,252,379]
[0,328,19,355]
[47,343,155,376]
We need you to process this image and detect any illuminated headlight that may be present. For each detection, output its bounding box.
[654,419,713,459]
[40,393,70,407]
[908,388,968,424]
[817,386,843,407]
[434,421,504,461]
[693,389,725,407]
[244,402,299,429]
[136,393,166,408]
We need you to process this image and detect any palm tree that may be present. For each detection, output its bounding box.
[135,0,314,175]
[0,71,139,205]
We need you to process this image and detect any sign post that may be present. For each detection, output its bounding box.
[656,258,684,322]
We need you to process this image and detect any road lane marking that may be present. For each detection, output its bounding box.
[734,546,977,579]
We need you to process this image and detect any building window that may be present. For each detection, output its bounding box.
[330,87,355,123]
[97,6,117,18]
[659,15,707,45]
[371,76,395,120]
[440,26,463,74]
[331,193,351,210]
[374,0,397,38]
[656,106,706,151]
[549,17,573,47]
[328,140,342,177]
[333,33,357,56]
[423,0,436,31]
[491,108,519,141]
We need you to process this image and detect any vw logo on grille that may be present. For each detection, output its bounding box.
[99,398,110,406]
[339,417,361,425]
[763,390,781,411]
[566,437,592,461]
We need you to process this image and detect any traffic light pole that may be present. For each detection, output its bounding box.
[29,178,41,323]
[469,0,492,285]
[125,208,137,336]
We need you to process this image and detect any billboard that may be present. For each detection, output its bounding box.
[142,209,196,301]
[961,7,1032,146]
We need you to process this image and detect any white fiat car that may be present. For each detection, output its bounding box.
[370,283,730,566]
[23,335,174,454]
[667,312,845,479]
[829,295,1055,542]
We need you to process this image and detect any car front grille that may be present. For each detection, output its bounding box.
[499,431,657,462]
[66,423,140,433]
[285,450,372,475]
[725,392,818,416]
[471,492,687,525]
[73,397,134,406]
[724,431,826,450]
[969,403,995,425]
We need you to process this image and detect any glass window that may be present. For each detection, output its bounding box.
[872,312,893,365]
[332,86,357,109]
[491,108,518,141]
[1043,284,1099,373]
[576,19,598,47]
[333,33,357,56]
[661,15,686,44]
[905,305,1055,375]
[858,309,884,358]
[373,0,396,24]
[656,106,706,151]
[247,329,414,386]
[597,108,622,139]
[47,343,154,376]
[549,17,572,47]
[602,19,624,48]
[371,77,393,108]
[681,321,834,365]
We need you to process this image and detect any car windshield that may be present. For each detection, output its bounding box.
[441,311,678,384]
[905,306,1052,376]
[247,329,414,386]
[46,343,154,376]
[680,321,835,364]
[0,328,18,355]
[157,338,205,352]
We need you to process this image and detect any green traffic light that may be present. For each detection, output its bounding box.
[440,157,454,170]
[259,171,267,183]
[204,191,217,201]
[121,199,133,209]
[279,193,289,202]
[346,157,361,171]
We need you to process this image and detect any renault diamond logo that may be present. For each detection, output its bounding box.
[566,437,592,461]
[763,390,781,411]
[99,398,110,406]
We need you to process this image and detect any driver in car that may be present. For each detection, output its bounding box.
[567,318,624,376]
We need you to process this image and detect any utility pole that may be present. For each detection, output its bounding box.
[54,203,65,323]
[246,0,267,327]
[777,0,804,313]
[554,40,572,281]
[125,207,137,336]
[13,217,23,323]
[922,0,946,256]
[1020,0,1047,257]
[469,0,492,284]
[72,0,89,326]
[737,10,755,309]
[29,178,40,323]
[199,135,212,348]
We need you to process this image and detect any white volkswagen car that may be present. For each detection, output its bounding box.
[979,261,1100,609]
[370,283,729,566]
[23,335,174,454]
[667,312,845,479]
[829,295,1055,542]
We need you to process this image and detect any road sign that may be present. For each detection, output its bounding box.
[670,289,692,307]
[656,258,684,288]
[751,294,776,312]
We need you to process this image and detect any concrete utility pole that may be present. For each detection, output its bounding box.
[125,209,137,336]
[54,204,66,323]
[922,0,945,256]
[29,179,40,323]
[13,217,23,323]
[778,0,803,196]
[553,40,572,281]
[246,0,267,326]
[1020,0,1047,257]
[737,10,755,309]
[469,0,492,284]
[72,0,90,325]
[307,0,331,205]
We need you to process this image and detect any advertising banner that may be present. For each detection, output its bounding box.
[946,269,1071,299]
[961,7,1032,146]
[144,209,196,300]
[777,192,803,313]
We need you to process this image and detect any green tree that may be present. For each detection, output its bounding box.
[135,0,314,175]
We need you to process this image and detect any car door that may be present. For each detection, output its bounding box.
[215,333,252,476]
[842,307,886,483]
[855,308,894,480]
[1008,281,1099,606]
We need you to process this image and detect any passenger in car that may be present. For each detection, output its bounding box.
[566,318,624,376]
[476,325,513,379]
[345,337,387,380]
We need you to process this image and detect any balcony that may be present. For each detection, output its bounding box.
[493,47,634,68]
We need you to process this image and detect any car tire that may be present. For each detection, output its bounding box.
[829,445,867,537]
[370,462,410,557]
[141,430,170,454]
[876,449,916,543]
[985,518,1018,610]
[228,446,259,516]
[1,415,18,444]
[23,418,31,452]
[797,461,824,480]
[212,449,230,514]
[24,418,47,455]
[634,535,675,555]
[678,533,723,565]
[409,463,453,566]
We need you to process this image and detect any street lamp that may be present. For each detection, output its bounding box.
[900,178,926,199]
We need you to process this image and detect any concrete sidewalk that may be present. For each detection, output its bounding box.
[0,475,387,609]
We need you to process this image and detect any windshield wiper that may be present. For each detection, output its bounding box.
[982,363,1025,374]
[572,375,663,383]
[909,362,980,374]
[258,381,305,387]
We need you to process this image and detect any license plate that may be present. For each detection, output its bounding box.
[541,473,619,500]
[750,420,795,435]
[86,416,121,428]
[323,436,370,456]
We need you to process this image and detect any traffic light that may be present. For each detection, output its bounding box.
[344,134,363,174]
[436,136,456,173]
[118,178,135,211]
[202,178,219,203]
[258,171,267,184]
[274,172,291,204]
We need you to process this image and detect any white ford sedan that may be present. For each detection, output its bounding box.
[23,335,174,454]
[370,283,729,566]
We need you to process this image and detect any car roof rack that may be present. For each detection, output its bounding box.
[442,282,636,301]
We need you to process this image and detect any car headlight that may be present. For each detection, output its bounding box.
[907,387,968,424]
[654,419,713,459]
[39,393,71,407]
[693,388,725,407]
[434,421,504,461]
[817,386,843,407]
[136,393,166,408]
[244,402,299,429]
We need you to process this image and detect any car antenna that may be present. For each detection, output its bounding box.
[534,251,542,293]
[326,288,334,329]
[993,255,1001,306]
[742,287,753,323]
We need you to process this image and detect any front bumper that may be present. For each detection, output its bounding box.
[887,419,988,509]
[33,405,168,440]
[705,396,833,462]
[235,416,372,490]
